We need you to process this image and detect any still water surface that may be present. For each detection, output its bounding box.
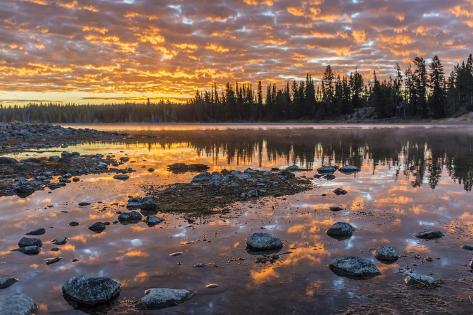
[1,124,473,314]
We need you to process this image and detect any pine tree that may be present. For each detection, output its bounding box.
[429,56,447,118]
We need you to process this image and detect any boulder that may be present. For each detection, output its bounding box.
[462,244,473,250]
[415,230,443,240]
[246,233,283,251]
[374,245,399,262]
[136,288,194,309]
[329,256,380,279]
[327,222,354,239]
[18,237,42,248]
[0,293,37,315]
[62,275,121,305]
[0,277,18,289]
[88,222,106,233]
[19,246,41,255]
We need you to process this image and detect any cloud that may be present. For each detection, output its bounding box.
[0,0,472,102]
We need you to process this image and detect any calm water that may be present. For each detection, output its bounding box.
[1,124,473,314]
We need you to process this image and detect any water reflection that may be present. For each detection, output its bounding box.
[2,125,473,314]
[109,127,473,192]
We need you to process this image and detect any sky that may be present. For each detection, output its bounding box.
[0,0,472,104]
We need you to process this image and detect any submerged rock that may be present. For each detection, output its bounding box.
[329,206,344,212]
[374,245,399,262]
[317,165,337,174]
[78,202,91,207]
[62,275,121,306]
[0,293,37,315]
[327,222,354,239]
[25,228,46,236]
[18,237,42,248]
[136,288,195,309]
[404,272,437,288]
[246,233,283,251]
[339,165,360,174]
[0,277,18,289]
[329,256,380,279]
[88,222,107,233]
[415,230,443,240]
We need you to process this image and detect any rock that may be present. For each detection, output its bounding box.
[327,222,354,239]
[146,215,164,226]
[468,259,473,270]
[317,165,337,174]
[191,172,212,183]
[339,165,360,174]
[45,257,62,265]
[147,167,155,172]
[415,230,443,240]
[0,277,18,289]
[286,164,300,172]
[113,174,129,180]
[19,246,41,255]
[206,283,218,288]
[78,202,91,207]
[169,252,183,257]
[333,188,347,195]
[0,293,37,314]
[14,184,34,198]
[52,237,67,245]
[62,275,121,305]
[119,157,129,162]
[97,162,108,168]
[69,221,79,227]
[118,211,142,223]
[374,245,399,262]
[72,177,80,182]
[329,206,344,212]
[136,288,194,309]
[404,272,437,287]
[88,222,106,233]
[25,228,46,236]
[246,233,283,251]
[18,237,42,248]
[322,174,336,180]
[0,157,18,165]
[462,244,473,250]
[140,198,159,212]
[329,256,380,279]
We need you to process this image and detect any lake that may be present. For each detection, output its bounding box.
[1,124,473,314]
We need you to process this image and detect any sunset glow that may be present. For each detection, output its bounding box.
[1,0,472,104]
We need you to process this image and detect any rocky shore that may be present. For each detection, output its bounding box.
[0,122,125,153]
[0,152,132,197]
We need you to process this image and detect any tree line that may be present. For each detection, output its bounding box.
[1,54,472,123]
